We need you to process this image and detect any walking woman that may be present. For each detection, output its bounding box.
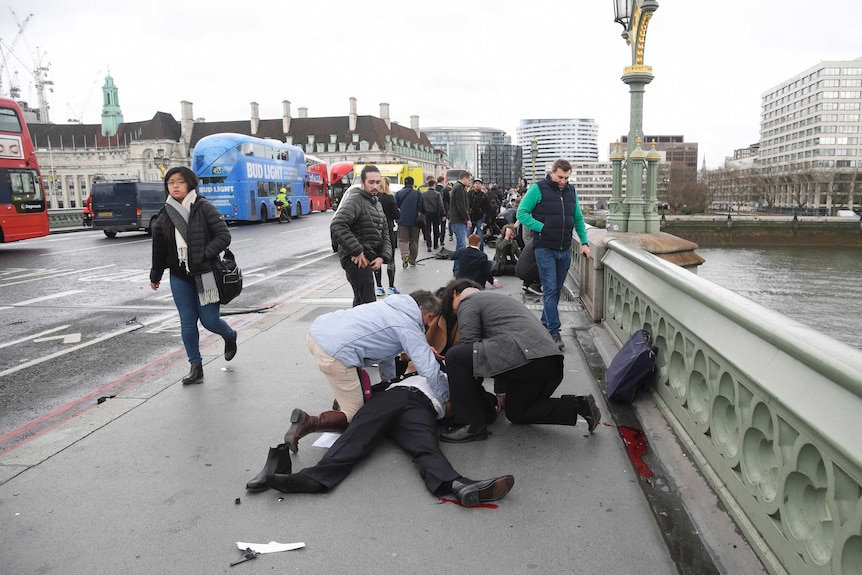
[150,166,238,385]
[373,177,401,296]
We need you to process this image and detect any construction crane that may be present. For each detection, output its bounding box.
[0,10,33,99]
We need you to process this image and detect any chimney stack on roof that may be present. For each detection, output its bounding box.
[349,97,357,132]
[250,102,260,135]
[298,107,308,119]
[380,102,390,130]
[282,100,291,134]
[410,115,420,138]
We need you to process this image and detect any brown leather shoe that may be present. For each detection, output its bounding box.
[283,409,348,453]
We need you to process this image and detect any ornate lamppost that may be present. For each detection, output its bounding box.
[609,0,660,233]
[153,148,169,179]
[530,137,538,183]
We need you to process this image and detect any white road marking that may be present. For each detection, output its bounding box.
[44,239,151,255]
[33,333,82,344]
[0,325,71,349]
[0,265,116,287]
[13,290,84,306]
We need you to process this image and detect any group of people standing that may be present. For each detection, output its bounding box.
[148,161,597,509]
[243,160,599,507]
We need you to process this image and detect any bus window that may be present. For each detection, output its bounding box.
[242,142,254,156]
[10,170,39,200]
[257,181,268,197]
[0,108,22,132]
[268,181,277,196]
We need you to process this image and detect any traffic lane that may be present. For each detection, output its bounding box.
[0,255,345,441]
[0,307,185,441]
[0,252,344,373]
[0,213,336,340]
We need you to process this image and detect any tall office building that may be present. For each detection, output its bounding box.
[517,119,598,182]
[423,127,522,188]
[611,135,699,182]
[760,57,862,172]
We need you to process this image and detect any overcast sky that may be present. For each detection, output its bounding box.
[2,0,859,168]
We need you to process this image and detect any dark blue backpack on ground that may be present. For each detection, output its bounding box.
[606,329,658,403]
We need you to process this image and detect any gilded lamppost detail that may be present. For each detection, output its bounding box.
[153,148,170,178]
[611,0,659,233]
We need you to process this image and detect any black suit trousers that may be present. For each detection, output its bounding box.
[299,387,460,495]
[446,345,576,427]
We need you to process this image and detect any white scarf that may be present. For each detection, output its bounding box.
[171,190,197,271]
[165,191,221,306]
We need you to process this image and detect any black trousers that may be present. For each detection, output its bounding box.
[424,211,441,248]
[299,387,461,495]
[344,262,376,307]
[445,344,576,428]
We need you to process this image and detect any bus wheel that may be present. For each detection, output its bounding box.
[104,231,117,238]
[296,204,303,218]
[260,206,268,224]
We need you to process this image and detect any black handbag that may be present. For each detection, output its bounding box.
[213,248,243,305]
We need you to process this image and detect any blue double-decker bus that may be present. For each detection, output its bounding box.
[192,133,307,222]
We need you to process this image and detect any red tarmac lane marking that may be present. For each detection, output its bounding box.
[0,273,343,457]
[0,348,189,456]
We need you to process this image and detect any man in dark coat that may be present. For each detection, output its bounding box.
[423,177,443,251]
[330,165,392,306]
[447,172,472,251]
[439,286,600,443]
[394,176,425,267]
[437,176,450,246]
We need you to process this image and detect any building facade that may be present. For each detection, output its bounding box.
[570,162,616,211]
[756,57,862,213]
[517,118,599,182]
[28,79,448,209]
[422,127,522,188]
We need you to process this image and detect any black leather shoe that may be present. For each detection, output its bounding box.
[224,330,238,361]
[451,475,514,507]
[577,394,602,433]
[246,444,291,491]
[182,362,204,385]
[439,424,488,443]
[266,472,325,494]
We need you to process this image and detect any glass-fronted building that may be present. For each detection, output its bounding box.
[423,127,522,188]
[516,118,599,182]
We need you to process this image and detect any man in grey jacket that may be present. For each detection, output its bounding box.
[330,165,392,307]
[439,286,600,443]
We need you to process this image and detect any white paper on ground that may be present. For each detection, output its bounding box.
[312,432,341,448]
[236,541,305,554]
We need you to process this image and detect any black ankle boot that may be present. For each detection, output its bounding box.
[182,362,204,385]
[266,471,325,494]
[224,330,237,361]
[246,444,292,491]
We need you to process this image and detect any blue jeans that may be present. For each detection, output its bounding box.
[534,247,572,338]
[170,274,234,364]
[469,218,485,249]
[451,222,469,251]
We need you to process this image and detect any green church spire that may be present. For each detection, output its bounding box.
[100,73,124,137]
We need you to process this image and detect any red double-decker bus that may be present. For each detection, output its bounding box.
[305,155,330,212]
[0,98,49,242]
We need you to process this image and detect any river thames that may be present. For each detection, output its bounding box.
[696,246,862,351]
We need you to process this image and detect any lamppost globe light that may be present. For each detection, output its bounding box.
[613,0,633,31]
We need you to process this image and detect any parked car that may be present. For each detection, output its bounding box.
[92,182,165,238]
